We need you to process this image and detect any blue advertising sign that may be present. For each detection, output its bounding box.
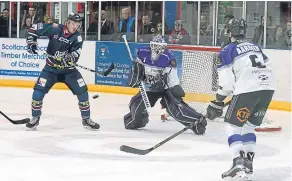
[95,42,183,87]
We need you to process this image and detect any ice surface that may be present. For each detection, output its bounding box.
[0,87,291,181]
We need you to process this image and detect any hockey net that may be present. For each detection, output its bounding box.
[163,45,282,132]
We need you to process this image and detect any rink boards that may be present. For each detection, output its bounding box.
[0,38,291,112]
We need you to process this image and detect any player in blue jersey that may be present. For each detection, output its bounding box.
[123,35,207,135]
[26,13,100,130]
[206,19,275,181]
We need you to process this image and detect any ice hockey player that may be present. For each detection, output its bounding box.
[206,19,275,181]
[26,13,100,130]
[123,35,207,135]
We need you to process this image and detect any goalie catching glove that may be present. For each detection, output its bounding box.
[206,100,224,120]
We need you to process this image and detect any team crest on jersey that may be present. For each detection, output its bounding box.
[216,57,222,66]
[236,107,251,122]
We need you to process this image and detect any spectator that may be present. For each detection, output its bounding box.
[0,8,9,37]
[87,10,114,41]
[138,14,155,43]
[252,16,265,46]
[154,22,170,36]
[168,20,190,44]
[117,7,135,41]
[0,8,16,37]
[217,14,234,47]
[200,15,213,45]
[284,21,291,48]
[46,16,53,24]
[100,10,114,40]
[28,6,41,24]
[200,15,212,36]
[20,17,31,38]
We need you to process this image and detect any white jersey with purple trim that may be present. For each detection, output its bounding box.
[216,41,275,96]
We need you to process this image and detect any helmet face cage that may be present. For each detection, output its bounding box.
[150,35,167,60]
[227,18,247,38]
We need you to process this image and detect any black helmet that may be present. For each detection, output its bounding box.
[67,12,81,22]
[226,18,247,38]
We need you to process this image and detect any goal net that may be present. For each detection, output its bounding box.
[164,45,282,132]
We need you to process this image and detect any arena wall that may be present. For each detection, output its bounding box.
[0,38,291,111]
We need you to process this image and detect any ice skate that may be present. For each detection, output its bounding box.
[26,116,40,131]
[82,118,100,130]
[243,152,255,181]
[222,151,248,181]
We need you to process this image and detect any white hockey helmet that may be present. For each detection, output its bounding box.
[150,35,167,60]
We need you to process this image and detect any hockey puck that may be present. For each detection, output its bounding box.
[92,94,99,99]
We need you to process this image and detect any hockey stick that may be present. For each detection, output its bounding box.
[122,35,152,114]
[120,119,200,155]
[120,100,231,155]
[0,111,30,125]
[44,53,115,77]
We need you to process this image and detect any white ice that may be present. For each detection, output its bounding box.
[0,87,291,181]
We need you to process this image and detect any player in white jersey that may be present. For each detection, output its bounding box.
[206,19,275,181]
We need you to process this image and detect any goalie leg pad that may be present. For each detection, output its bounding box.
[124,93,149,129]
[163,90,207,135]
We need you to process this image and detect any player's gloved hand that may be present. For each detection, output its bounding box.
[27,36,38,54]
[206,100,224,120]
[192,116,207,135]
[61,53,75,67]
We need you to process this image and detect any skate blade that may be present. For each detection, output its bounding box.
[26,126,38,131]
[223,171,248,181]
[83,125,99,131]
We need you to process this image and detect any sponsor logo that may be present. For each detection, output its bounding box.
[38,78,47,87]
[97,45,109,59]
[236,107,251,122]
[258,74,269,81]
[77,78,85,87]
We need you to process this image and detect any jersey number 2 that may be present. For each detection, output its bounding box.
[249,55,266,68]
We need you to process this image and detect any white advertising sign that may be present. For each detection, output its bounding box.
[0,38,48,78]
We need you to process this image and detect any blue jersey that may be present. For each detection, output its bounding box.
[136,47,180,90]
[28,23,83,71]
[216,41,275,95]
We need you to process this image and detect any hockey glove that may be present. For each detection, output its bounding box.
[192,116,207,135]
[61,54,75,67]
[27,36,38,54]
[206,100,224,120]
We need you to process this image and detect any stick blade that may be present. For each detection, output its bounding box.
[13,118,30,124]
[120,145,150,155]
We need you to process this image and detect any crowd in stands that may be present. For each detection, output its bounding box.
[0,4,291,50]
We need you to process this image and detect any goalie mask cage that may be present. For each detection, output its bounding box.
[167,45,282,132]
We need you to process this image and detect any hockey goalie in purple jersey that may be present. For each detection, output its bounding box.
[25,13,100,131]
[123,35,207,135]
[206,19,275,181]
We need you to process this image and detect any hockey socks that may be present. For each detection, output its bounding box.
[77,92,90,119]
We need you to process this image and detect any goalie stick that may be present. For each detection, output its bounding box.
[120,101,231,155]
[0,111,30,125]
[44,53,115,77]
[122,35,151,114]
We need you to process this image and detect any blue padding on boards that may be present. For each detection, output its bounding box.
[228,134,242,146]
[242,133,256,143]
